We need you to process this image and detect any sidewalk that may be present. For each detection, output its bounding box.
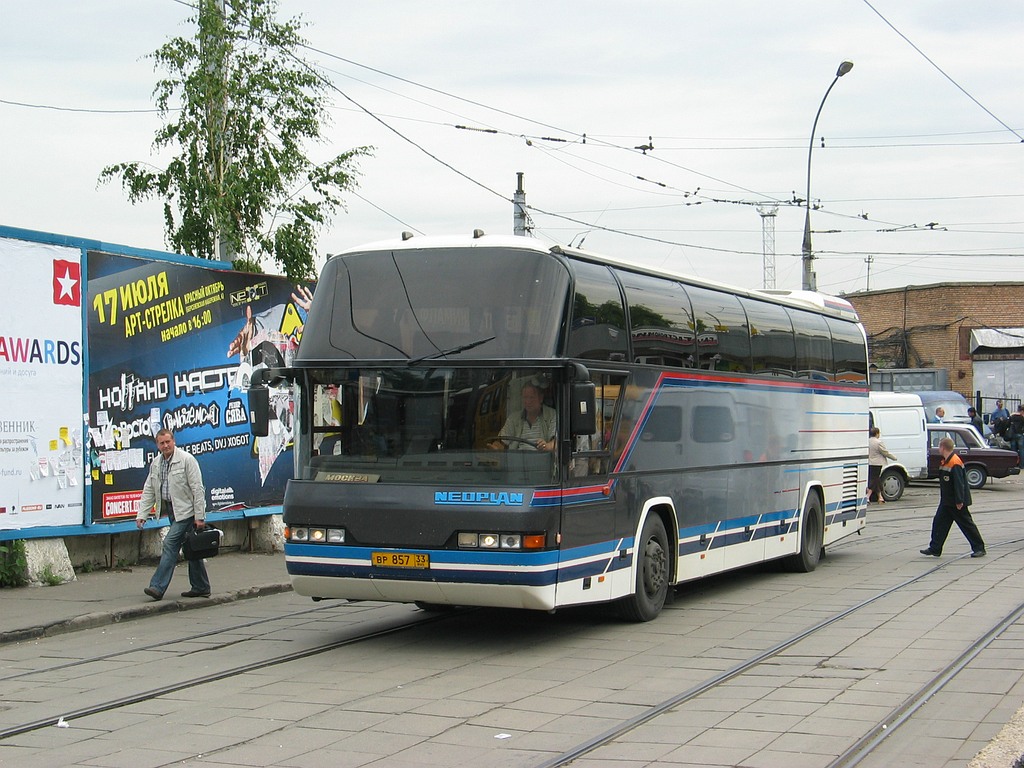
[0,551,292,645]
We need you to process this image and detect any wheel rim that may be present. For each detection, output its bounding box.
[642,536,667,597]
[966,468,984,486]
[881,474,901,498]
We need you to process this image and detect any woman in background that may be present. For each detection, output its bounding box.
[868,426,898,503]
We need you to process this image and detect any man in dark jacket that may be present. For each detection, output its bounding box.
[1011,405,1024,467]
[920,436,986,558]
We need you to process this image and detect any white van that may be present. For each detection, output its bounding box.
[868,392,928,501]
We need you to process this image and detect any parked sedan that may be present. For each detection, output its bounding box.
[926,423,1020,489]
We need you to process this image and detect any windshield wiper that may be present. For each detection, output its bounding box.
[408,336,495,366]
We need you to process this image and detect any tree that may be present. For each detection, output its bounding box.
[101,0,371,281]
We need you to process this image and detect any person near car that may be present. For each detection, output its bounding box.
[934,406,945,423]
[991,399,1010,425]
[920,436,986,558]
[1008,405,1024,468]
[867,427,897,503]
[136,428,211,600]
[968,407,984,435]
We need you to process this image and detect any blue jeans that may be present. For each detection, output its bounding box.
[149,517,210,596]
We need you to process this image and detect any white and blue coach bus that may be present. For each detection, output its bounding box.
[249,234,869,621]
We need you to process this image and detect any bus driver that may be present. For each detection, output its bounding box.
[489,382,557,452]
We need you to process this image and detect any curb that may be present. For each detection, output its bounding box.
[0,582,293,646]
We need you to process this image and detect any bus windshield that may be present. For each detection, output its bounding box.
[298,247,570,361]
[303,367,560,486]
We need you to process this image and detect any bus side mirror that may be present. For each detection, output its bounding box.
[570,381,596,436]
[248,370,270,437]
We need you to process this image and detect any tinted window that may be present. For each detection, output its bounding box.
[827,316,868,384]
[618,271,695,367]
[301,247,569,361]
[788,307,833,380]
[741,297,795,377]
[684,284,751,373]
[566,260,629,362]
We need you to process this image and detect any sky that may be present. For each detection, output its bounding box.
[2,1,1023,296]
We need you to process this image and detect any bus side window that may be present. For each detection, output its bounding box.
[692,405,734,443]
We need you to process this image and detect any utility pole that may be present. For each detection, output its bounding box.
[801,61,854,291]
[865,254,874,291]
[513,172,532,237]
[757,205,778,289]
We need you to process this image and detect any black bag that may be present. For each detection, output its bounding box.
[183,525,222,561]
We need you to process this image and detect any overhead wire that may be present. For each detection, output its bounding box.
[861,0,1024,143]
[9,0,1024,277]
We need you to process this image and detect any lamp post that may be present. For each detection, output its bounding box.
[801,60,853,292]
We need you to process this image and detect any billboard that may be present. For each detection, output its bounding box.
[86,251,308,522]
[0,238,85,529]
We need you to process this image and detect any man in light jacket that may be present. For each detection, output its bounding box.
[136,428,211,600]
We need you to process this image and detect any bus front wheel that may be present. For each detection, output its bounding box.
[617,514,670,622]
[784,494,824,573]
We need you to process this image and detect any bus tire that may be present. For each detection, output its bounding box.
[617,514,670,622]
[784,493,824,573]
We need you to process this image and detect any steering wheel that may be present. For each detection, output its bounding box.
[486,435,541,449]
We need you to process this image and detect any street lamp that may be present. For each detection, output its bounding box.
[801,60,853,292]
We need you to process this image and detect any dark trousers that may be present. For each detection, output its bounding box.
[928,503,985,555]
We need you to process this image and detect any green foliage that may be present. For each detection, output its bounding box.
[100,0,371,281]
[231,256,263,274]
[39,564,63,587]
[0,540,28,588]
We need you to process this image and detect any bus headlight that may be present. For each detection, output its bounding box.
[500,534,521,549]
[327,528,345,543]
[286,526,345,543]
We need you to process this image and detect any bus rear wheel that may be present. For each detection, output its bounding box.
[784,494,824,573]
[617,514,670,622]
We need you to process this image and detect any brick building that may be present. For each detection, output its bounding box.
[845,282,1024,407]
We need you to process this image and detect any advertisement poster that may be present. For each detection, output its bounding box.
[0,237,85,530]
[86,251,309,522]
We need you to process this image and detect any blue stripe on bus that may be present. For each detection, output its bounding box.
[285,542,562,566]
[285,494,867,587]
[285,538,630,587]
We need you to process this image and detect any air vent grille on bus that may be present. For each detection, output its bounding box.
[842,463,861,503]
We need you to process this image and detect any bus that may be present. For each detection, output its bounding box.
[249,233,869,621]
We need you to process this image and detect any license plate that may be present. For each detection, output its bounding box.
[371,551,430,569]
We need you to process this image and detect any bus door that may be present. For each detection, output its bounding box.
[558,372,622,604]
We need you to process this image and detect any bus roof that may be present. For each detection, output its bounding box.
[334,233,861,323]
